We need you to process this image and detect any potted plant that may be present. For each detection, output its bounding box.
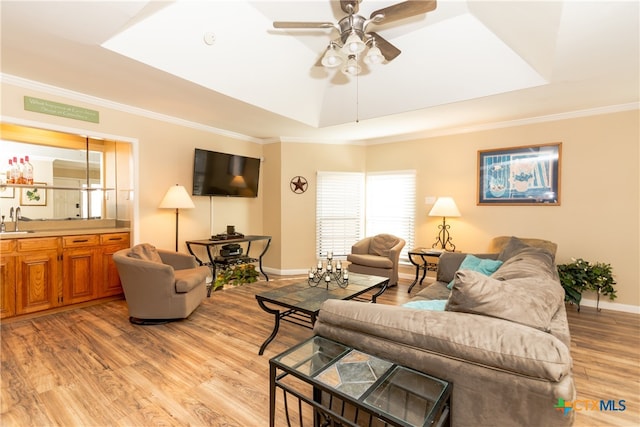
[557,258,617,311]
[212,263,259,291]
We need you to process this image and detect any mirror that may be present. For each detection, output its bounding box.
[0,124,130,222]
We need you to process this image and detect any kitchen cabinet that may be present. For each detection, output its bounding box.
[0,239,16,319]
[15,237,59,315]
[1,231,130,320]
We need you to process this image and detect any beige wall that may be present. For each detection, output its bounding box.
[363,111,639,309]
[2,80,638,309]
[275,142,366,271]
[1,81,263,256]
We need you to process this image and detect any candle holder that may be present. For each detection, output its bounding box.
[308,251,349,289]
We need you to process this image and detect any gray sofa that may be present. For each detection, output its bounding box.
[314,237,575,426]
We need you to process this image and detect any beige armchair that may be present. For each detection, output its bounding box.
[346,234,406,286]
[113,244,210,324]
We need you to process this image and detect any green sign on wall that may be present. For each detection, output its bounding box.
[24,96,99,123]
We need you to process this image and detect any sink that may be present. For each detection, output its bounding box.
[0,230,35,235]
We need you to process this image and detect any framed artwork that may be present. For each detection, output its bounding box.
[478,143,561,205]
[0,186,15,198]
[20,183,47,206]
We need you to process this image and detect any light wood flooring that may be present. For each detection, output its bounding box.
[1,277,639,426]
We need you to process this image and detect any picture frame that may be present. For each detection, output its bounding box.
[478,143,561,205]
[20,183,47,206]
[0,186,15,199]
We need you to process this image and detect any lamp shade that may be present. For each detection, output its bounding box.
[428,197,461,217]
[159,184,195,209]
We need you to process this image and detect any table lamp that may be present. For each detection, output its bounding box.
[428,197,461,251]
[159,184,195,251]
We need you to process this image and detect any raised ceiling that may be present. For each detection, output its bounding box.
[1,1,638,144]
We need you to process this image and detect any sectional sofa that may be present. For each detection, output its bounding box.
[314,237,575,426]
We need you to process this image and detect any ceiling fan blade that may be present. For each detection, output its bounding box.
[369,0,437,25]
[368,32,401,61]
[339,0,361,14]
[273,21,336,29]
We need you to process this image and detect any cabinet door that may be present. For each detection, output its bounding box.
[0,253,16,319]
[16,250,59,315]
[63,247,99,304]
[98,233,130,297]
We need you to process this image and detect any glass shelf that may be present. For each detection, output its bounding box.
[0,183,115,191]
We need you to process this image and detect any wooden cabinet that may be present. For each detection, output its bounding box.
[1,230,130,320]
[15,237,59,315]
[0,240,17,319]
[99,232,130,297]
[62,234,100,305]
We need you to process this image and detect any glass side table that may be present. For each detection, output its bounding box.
[407,248,445,294]
[269,336,451,427]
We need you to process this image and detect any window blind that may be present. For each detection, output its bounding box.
[316,171,365,258]
[365,171,416,261]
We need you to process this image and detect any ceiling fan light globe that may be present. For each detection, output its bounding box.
[321,49,343,68]
[341,31,366,54]
[364,46,384,64]
[341,56,361,76]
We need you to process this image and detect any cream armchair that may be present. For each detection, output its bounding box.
[113,244,210,324]
[346,234,406,286]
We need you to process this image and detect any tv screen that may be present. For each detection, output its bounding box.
[192,148,260,197]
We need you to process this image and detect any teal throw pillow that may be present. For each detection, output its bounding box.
[402,300,448,311]
[447,254,503,289]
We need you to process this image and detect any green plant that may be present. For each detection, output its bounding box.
[212,263,259,291]
[557,258,617,307]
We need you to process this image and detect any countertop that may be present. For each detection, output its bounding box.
[0,227,130,239]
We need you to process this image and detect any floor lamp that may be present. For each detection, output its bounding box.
[159,184,195,251]
[428,197,461,252]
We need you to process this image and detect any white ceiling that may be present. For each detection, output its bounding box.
[1,1,638,144]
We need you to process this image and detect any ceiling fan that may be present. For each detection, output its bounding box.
[273,0,437,76]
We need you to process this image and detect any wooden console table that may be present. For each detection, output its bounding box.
[185,235,272,288]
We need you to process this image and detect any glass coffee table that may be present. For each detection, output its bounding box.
[269,336,451,427]
[256,273,389,355]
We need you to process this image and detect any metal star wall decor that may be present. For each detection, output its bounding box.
[290,176,308,194]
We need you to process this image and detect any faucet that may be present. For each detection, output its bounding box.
[9,207,14,222]
[15,207,21,231]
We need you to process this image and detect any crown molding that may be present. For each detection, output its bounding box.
[3,73,637,147]
[1,73,263,144]
[364,102,640,145]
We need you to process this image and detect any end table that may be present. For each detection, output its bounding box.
[407,248,444,294]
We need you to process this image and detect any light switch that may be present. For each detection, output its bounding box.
[425,196,436,205]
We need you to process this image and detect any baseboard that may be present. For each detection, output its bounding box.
[578,298,640,314]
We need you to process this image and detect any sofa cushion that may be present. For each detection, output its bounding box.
[316,299,572,382]
[492,247,558,281]
[497,236,531,261]
[447,254,503,289]
[436,252,499,283]
[446,270,564,332]
[346,253,393,269]
[490,236,558,259]
[128,243,163,264]
[414,281,451,300]
[174,266,210,293]
[402,299,447,311]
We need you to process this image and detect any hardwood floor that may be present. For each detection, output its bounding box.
[1,277,638,426]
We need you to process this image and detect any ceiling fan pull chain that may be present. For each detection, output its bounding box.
[356,62,360,123]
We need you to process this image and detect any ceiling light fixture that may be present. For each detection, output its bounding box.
[342,54,361,76]
[273,0,438,78]
[321,42,344,68]
[323,34,385,76]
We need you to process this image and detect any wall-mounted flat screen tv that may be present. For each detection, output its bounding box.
[192,148,260,197]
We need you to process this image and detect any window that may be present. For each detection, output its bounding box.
[316,172,364,258]
[316,170,416,261]
[365,171,416,261]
